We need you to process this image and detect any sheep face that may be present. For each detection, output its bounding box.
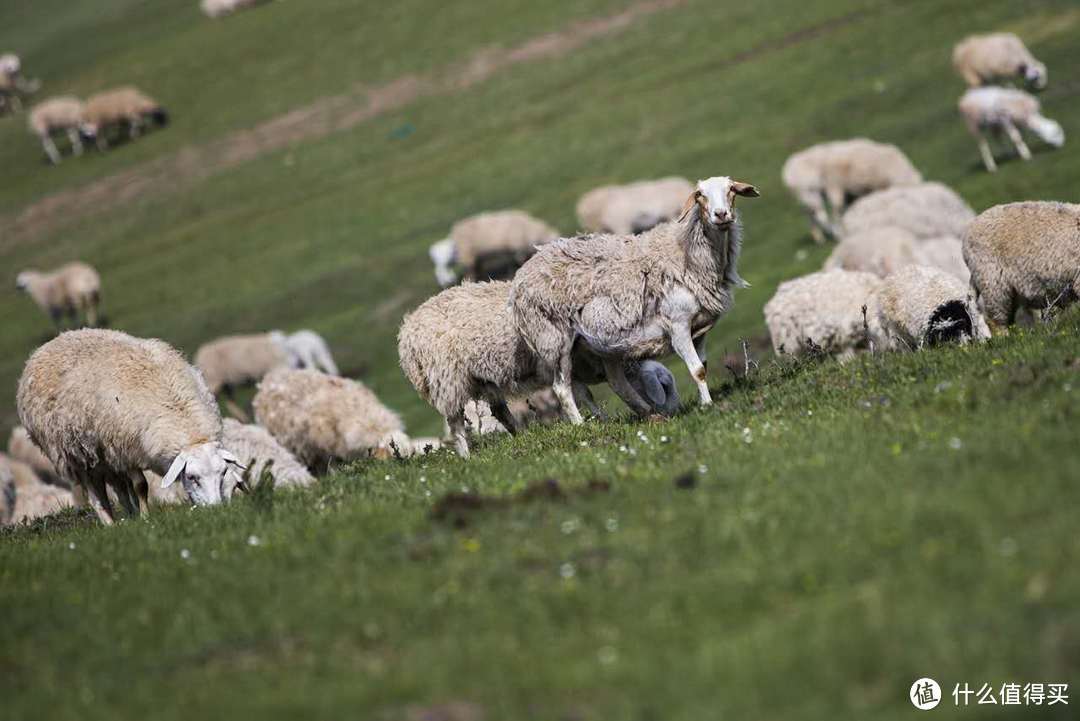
[429,238,458,287]
[161,442,245,506]
[14,272,32,291]
[682,176,759,229]
[1020,62,1047,90]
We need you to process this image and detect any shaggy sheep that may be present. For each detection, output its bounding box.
[429,210,559,287]
[958,87,1064,172]
[15,261,101,330]
[841,182,975,240]
[952,33,1047,89]
[782,139,923,242]
[27,96,85,165]
[512,176,759,423]
[252,368,408,469]
[962,201,1080,331]
[201,0,269,18]
[222,418,314,488]
[872,265,990,350]
[282,329,339,375]
[823,226,921,278]
[17,329,245,525]
[81,86,169,150]
[764,269,883,358]
[193,332,291,420]
[0,453,74,525]
[576,177,695,235]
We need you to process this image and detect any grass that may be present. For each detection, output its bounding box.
[1,0,1079,718]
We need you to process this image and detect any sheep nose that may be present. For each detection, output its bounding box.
[714,211,731,223]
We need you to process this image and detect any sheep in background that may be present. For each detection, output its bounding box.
[201,0,270,18]
[0,53,40,113]
[823,226,921,278]
[282,329,339,376]
[222,418,314,488]
[7,425,59,484]
[512,176,759,423]
[841,182,975,240]
[782,140,922,243]
[958,87,1064,172]
[0,461,14,525]
[17,329,245,525]
[576,177,695,235]
[193,332,291,420]
[0,453,74,525]
[15,261,101,331]
[872,266,989,351]
[764,269,883,358]
[80,86,168,150]
[917,236,970,284]
[963,201,1080,332]
[952,33,1047,89]
[429,210,558,287]
[27,96,84,164]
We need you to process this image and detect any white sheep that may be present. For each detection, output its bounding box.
[841,182,975,240]
[917,236,970,284]
[823,226,921,278]
[0,53,39,113]
[512,176,759,423]
[764,269,883,358]
[429,210,558,287]
[222,418,314,488]
[80,86,169,150]
[201,0,270,18]
[282,329,339,375]
[952,33,1047,89]
[576,177,695,235]
[7,425,59,484]
[871,265,990,350]
[958,87,1064,173]
[962,201,1080,332]
[15,261,101,330]
[16,329,245,525]
[782,139,923,242]
[0,453,74,525]
[193,332,291,420]
[27,96,85,165]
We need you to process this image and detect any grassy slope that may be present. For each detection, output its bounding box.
[1,0,1079,718]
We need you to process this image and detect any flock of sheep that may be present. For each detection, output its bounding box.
[3,29,1076,528]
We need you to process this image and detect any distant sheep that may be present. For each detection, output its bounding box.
[27,96,85,165]
[201,0,270,18]
[0,52,40,113]
[81,86,168,150]
[0,453,74,525]
[952,33,1047,89]
[429,210,558,287]
[917,236,970,284]
[824,226,921,278]
[958,87,1064,172]
[193,332,291,420]
[0,459,14,525]
[764,269,883,358]
[842,182,975,240]
[7,425,59,484]
[222,418,314,488]
[872,265,989,350]
[15,261,101,330]
[282,329,339,375]
[576,177,695,235]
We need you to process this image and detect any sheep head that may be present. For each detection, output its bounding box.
[1020,61,1047,90]
[679,176,759,229]
[161,441,246,506]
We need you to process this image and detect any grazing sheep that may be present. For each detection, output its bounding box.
[576,177,695,235]
[764,269,883,358]
[782,139,923,242]
[252,368,408,469]
[841,182,975,240]
[872,265,990,350]
[193,332,291,420]
[0,53,40,113]
[917,236,970,284]
[282,329,339,375]
[512,176,759,423]
[0,453,74,525]
[222,418,314,488]
[81,86,169,150]
[429,210,558,287]
[27,96,85,165]
[958,87,1064,172]
[962,201,1080,331]
[15,261,101,330]
[823,226,921,278]
[17,329,245,525]
[7,425,59,484]
[952,33,1047,89]
[201,0,270,18]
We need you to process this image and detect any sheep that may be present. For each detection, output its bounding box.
[282,329,339,375]
[27,96,84,165]
[201,0,269,18]
[764,269,883,358]
[958,87,1064,173]
[576,177,695,235]
[0,53,40,113]
[16,329,245,525]
[193,332,291,420]
[0,453,74,525]
[80,86,169,151]
[871,265,990,351]
[823,226,921,278]
[7,425,59,483]
[952,33,1047,89]
[917,236,970,284]
[782,139,922,243]
[841,182,975,241]
[511,176,759,423]
[221,418,315,488]
[0,459,14,525]
[15,261,101,331]
[962,201,1080,331]
[252,368,408,469]
[429,210,559,288]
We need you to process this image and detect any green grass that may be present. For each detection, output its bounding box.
[1,0,1079,718]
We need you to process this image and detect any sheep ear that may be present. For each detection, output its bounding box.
[640,372,667,409]
[732,181,760,198]
[221,450,248,471]
[162,454,186,488]
[678,191,702,222]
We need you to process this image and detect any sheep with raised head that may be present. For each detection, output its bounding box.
[81,86,169,150]
[871,265,989,351]
[958,87,1064,172]
[16,329,245,525]
[512,176,759,423]
[222,418,314,488]
[764,269,883,358]
[282,329,339,375]
[27,96,85,165]
[429,210,559,288]
[963,201,1080,332]
[841,182,975,241]
[576,177,695,235]
[0,453,74,525]
[952,33,1047,89]
[15,261,101,331]
[193,332,291,420]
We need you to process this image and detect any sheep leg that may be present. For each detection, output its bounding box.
[40,135,61,165]
[128,115,142,139]
[66,127,83,156]
[221,386,250,422]
[798,189,832,243]
[572,381,607,421]
[823,185,847,235]
[84,301,98,328]
[128,470,150,514]
[83,471,116,525]
[602,358,652,417]
[488,399,519,435]
[447,412,470,459]
[108,473,138,517]
[671,323,711,405]
[694,333,708,374]
[1003,121,1032,160]
[976,135,997,173]
[552,347,584,425]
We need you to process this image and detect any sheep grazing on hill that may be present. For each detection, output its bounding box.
[824,227,971,283]
[17,329,245,525]
[27,96,85,165]
[0,453,74,525]
[193,332,291,420]
[282,329,339,375]
[917,236,970,284]
[576,177,695,235]
[963,201,1080,331]
[201,0,270,18]
[222,418,314,488]
[7,425,59,484]
[429,210,558,288]
[782,139,922,243]
[872,265,990,350]
[81,86,168,150]
[958,87,1064,172]
[0,53,40,114]
[15,261,101,331]
[512,176,759,423]
[841,182,975,240]
[764,269,883,358]
[952,33,1047,89]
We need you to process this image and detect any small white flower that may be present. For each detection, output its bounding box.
[807,409,813,416]
[247,535,261,547]
[618,445,628,453]
[948,437,963,451]
[561,518,580,535]
[425,490,432,498]
[180,549,191,560]
[660,435,670,443]
[698,464,708,474]
[68,542,76,550]
[742,427,753,444]
[384,474,391,481]
[419,476,426,483]
[605,517,619,532]
[579,441,589,447]
[559,563,575,579]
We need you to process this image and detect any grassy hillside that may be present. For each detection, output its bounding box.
[1,0,1079,718]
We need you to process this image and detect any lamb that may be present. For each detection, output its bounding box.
[252,368,408,469]
[193,332,291,420]
[15,261,101,330]
[429,210,559,287]
[16,329,245,525]
[841,182,975,240]
[222,418,315,488]
[871,265,990,350]
[764,269,883,358]
[958,87,1064,172]
[952,33,1047,89]
[282,329,339,375]
[27,96,85,165]
[512,176,759,423]
[201,0,270,18]
[0,453,74,525]
[575,177,695,235]
[80,86,169,150]
[782,139,922,243]
[962,201,1080,331]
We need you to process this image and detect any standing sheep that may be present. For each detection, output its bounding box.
[872,265,990,351]
[27,96,85,165]
[16,329,245,525]
[841,182,975,240]
[512,176,759,423]
[193,332,291,420]
[576,177,695,235]
[962,201,1080,331]
[80,86,169,151]
[429,210,559,287]
[958,87,1064,172]
[222,418,314,488]
[0,453,74,525]
[952,33,1047,89]
[282,329,339,375]
[15,261,101,331]
[764,269,883,358]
